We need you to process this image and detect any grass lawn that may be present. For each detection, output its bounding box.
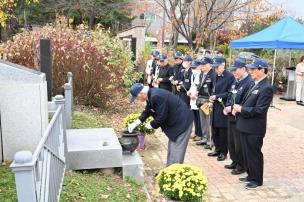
[61,109,147,202]
[0,108,146,202]
[0,163,17,202]
[60,170,146,202]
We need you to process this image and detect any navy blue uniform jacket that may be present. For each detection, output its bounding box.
[158,64,173,92]
[226,75,253,122]
[139,88,194,142]
[198,69,216,98]
[236,77,274,136]
[212,70,234,128]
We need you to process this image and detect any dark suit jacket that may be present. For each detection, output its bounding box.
[198,69,216,98]
[139,88,194,142]
[177,68,192,106]
[236,77,274,136]
[226,75,253,122]
[212,70,234,128]
[158,64,173,92]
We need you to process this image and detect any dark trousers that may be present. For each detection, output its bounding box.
[192,110,202,137]
[240,132,264,185]
[227,118,244,170]
[212,127,228,154]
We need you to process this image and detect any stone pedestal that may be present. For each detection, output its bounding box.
[66,128,145,183]
[122,151,144,184]
[67,128,123,170]
[0,60,48,161]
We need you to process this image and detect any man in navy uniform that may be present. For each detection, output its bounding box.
[176,55,193,106]
[208,56,234,161]
[128,83,194,166]
[196,57,216,145]
[233,58,274,189]
[145,50,160,87]
[223,59,253,174]
[156,54,173,92]
[171,51,184,94]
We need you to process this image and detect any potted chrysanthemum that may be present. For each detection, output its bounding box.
[123,113,155,150]
[156,164,208,202]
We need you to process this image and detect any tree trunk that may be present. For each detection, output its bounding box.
[172,31,179,48]
[24,9,28,29]
[89,14,95,30]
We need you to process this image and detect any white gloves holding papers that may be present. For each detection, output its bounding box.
[128,119,141,133]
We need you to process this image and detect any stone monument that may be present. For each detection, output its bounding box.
[0,60,48,161]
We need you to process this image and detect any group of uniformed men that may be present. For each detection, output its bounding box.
[128,50,274,190]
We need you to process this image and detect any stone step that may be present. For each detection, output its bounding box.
[66,128,122,170]
[122,151,144,184]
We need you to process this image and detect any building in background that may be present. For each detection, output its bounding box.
[127,0,188,47]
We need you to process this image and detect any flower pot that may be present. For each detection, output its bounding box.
[119,130,139,153]
[137,133,145,150]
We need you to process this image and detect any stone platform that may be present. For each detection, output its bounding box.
[66,128,144,183]
[67,128,123,170]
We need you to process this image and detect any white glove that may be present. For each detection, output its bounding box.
[145,122,153,130]
[128,119,141,133]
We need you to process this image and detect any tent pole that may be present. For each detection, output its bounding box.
[289,49,292,67]
[272,49,277,86]
[229,48,232,67]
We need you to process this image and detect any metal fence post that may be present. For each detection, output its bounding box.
[67,72,73,112]
[54,95,68,169]
[10,151,37,202]
[64,83,72,129]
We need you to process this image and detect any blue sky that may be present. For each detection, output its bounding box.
[269,0,304,18]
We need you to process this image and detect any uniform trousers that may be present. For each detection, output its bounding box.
[199,110,211,144]
[212,127,228,154]
[240,132,264,185]
[193,110,202,137]
[227,117,244,170]
[167,124,193,166]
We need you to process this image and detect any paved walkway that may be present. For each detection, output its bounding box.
[140,97,304,201]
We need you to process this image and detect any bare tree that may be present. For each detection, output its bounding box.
[155,0,263,50]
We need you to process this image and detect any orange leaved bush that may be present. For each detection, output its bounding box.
[0,25,141,107]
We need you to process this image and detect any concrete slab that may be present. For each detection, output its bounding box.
[122,151,144,184]
[67,128,123,170]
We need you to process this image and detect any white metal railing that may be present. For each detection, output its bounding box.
[64,72,73,129]
[11,96,67,202]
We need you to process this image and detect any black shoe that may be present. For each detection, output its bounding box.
[245,182,262,190]
[217,153,227,161]
[239,177,250,183]
[208,151,219,157]
[231,169,245,175]
[196,140,207,145]
[297,101,301,105]
[224,163,236,169]
[204,145,212,150]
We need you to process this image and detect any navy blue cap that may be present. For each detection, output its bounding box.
[129,83,144,103]
[201,57,213,65]
[173,51,183,59]
[212,56,226,68]
[191,59,203,69]
[159,54,168,62]
[230,58,246,71]
[152,50,160,57]
[184,55,193,62]
[246,58,268,69]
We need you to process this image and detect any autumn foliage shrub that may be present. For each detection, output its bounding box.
[0,25,141,107]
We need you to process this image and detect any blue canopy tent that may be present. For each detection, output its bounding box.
[229,16,304,85]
